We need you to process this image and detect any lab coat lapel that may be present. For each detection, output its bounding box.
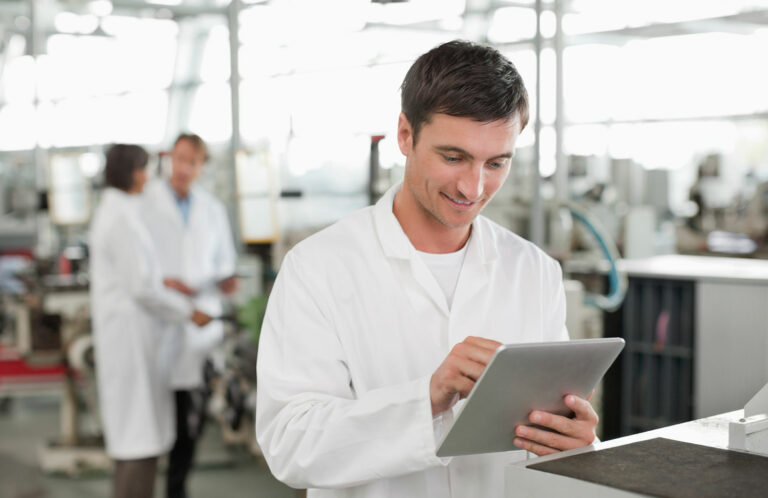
[186,187,202,234]
[155,180,186,231]
[408,254,451,317]
[373,184,451,317]
[177,186,208,287]
[452,218,498,312]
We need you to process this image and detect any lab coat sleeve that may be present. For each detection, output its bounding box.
[109,221,193,323]
[548,258,570,341]
[256,251,446,489]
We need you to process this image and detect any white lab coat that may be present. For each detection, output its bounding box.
[140,179,236,389]
[256,183,569,498]
[90,188,193,459]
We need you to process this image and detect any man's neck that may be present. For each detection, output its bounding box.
[393,189,471,254]
[168,178,190,200]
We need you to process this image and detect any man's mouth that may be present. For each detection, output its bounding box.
[442,193,476,209]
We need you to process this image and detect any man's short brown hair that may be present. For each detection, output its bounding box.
[401,40,529,143]
[174,133,209,162]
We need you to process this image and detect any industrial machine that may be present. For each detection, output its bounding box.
[0,253,107,475]
[0,254,268,474]
[730,382,768,458]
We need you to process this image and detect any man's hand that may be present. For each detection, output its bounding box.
[191,309,212,327]
[430,336,502,417]
[513,393,598,456]
[217,276,239,295]
[164,278,197,297]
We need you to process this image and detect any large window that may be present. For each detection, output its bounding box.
[2,0,768,232]
[0,13,177,150]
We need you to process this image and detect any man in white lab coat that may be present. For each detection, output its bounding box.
[256,41,599,497]
[140,134,238,498]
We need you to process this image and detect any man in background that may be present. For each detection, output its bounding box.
[140,133,238,498]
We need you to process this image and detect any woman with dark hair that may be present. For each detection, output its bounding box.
[90,144,212,498]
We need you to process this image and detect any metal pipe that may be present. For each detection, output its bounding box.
[227,0,243,249]
[554,0,567,203]
[530,0,544,247]
[29,0,46,197]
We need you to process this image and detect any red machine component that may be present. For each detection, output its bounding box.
[0,345,68,391]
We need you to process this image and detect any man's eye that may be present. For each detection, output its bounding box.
[488,159,508,169]
[443,155,460,163]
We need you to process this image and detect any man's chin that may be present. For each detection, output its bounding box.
[438,212,476,230]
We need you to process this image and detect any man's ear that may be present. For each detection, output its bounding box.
[397,113,414,156]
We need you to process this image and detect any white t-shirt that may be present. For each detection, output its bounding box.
[416,242,469,309]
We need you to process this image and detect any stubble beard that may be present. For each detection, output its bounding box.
[406,176,477,231]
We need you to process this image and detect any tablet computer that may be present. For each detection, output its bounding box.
[436,337,625,457]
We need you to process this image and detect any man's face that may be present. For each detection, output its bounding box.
[170,139,206,193]
[397,112,521,230]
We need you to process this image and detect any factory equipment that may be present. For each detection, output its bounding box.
[1,255,268,473]
[730,382,768,458]
[0,161,39,250]
[0,255,107,475]
[674,153,768,258]
[206,293,266,458]
[601,255,768,440]
[208,335,261,457]
[562,202,628,313]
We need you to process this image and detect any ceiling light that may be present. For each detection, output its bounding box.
[89,1,113,17]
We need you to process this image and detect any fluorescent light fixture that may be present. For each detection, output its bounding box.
[54,12,99,34]
[145,0,182,6]
[567,0,754,31]
[78,15,100,34]
[89,0,113,17]
[239,0,367,47]
[540,10,556,38]
[54,12,80,33]
[439,15,463,31]
[100,15,178,37]
[368,0,466,26]
[0,103,36,151]
[488,7,536,43]
[7,34,27,59]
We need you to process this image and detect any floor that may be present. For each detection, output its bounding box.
[0,396,297,498]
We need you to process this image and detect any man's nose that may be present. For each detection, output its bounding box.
[456,163,484,201]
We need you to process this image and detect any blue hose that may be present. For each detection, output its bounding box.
[566,204,628,312]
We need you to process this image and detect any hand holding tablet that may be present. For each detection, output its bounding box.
[434,338,625,457]
[513,391,601,456]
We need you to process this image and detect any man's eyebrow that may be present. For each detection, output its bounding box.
[433,145,514,161]
[489,152,514,160]
[434,145,473,160]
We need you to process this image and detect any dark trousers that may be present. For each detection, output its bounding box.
[167,389,208,498]
[114,456,158,498]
